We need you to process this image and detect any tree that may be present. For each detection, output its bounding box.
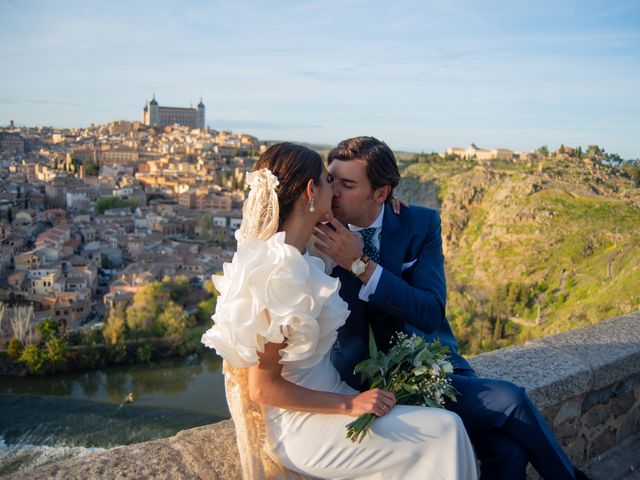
[197,297,217,324]
[136,343,153,363]
[103,304,127,345]
[36,318,60,341]
[81,159,100,176]
[203,278,219,296]
[126,282,170,335]
[95,197,139,214]
[586,145,603,159]
[45,336,69,370]
[625,163,640,184]
[198,215,213,239]
[7,338,23,359]
[20,343,46,375]
[411,152,441,163]
[607,153,623,166]
[163,275,190,303]
[0,302,6,338]
[492,317,503,342]
[537,145,549,157]
[157,301,191,341]
[10,305,34,343]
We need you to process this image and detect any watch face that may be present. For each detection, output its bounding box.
[351,259,366,276]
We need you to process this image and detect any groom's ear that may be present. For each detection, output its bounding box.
[374,185,392,204]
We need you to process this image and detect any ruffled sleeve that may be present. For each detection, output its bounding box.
[201,232,349,369]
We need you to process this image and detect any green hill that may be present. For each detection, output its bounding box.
[396,155,640,356]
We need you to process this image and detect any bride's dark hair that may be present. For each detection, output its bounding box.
[254,142,323,228]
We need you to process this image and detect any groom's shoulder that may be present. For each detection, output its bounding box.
[396,204,441,227]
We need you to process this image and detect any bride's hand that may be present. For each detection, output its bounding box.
[390,195,409,214]
[348,389,397,417]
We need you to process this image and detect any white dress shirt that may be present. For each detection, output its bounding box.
[348,207,384,302]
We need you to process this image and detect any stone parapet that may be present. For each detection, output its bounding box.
[471,313,640,466]
[4,312,640,479]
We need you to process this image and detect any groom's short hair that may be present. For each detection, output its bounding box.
[327,136,401,201]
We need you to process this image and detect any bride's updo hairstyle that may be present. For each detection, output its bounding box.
[254,142,323,229]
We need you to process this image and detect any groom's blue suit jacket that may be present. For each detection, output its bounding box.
[332,203,473,389]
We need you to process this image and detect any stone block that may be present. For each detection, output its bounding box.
[470,343,592,411]
[588,427,617,458]
[610,391,635,418]
[534,315,640,392]
[584,403,614,429]
[618,405,640,441]
[555,417,580,442]
[582,385,613,413]
[582,433,640,480]
[543,402,560,421]
[554,397,581,426]
[613,373,639,396]
[564,434,587,465]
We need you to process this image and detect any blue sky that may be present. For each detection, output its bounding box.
[1,0,639,157]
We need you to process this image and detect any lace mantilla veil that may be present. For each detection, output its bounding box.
[224,169,300,479]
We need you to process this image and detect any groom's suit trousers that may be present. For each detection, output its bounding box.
[448,370,575,480]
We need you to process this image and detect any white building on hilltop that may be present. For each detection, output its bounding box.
[142,95,205,130]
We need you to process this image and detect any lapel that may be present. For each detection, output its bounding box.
[379,203,406,276]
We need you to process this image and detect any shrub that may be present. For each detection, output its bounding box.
[20,344,46,375]
[136,343,153,363]
[45,337,69,370]
[105,342,128,364]
[177,326,205,356]
[196,297,216,325]
[36,318,60,341]
[7,338,23,359]
[80,345,104,369]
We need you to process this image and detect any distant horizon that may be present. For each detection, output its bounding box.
[3,117,634,158]
[2,1,639,158]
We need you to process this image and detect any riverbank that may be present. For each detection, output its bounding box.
[0,325,207,377]
[0,352,230,476]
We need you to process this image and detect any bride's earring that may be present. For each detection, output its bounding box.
[309,198,315,213]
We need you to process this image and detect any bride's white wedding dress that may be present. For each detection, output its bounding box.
[202,232,477,480]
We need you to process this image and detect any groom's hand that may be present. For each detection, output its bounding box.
[313,215,363,270]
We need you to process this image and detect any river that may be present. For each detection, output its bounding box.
[0,351,229,477]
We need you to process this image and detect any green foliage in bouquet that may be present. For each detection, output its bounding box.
[346,326,457,443]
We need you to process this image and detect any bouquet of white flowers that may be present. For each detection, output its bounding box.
[346,327,457,443]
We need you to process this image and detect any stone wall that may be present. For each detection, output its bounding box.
[470,312,640,473]
[5,312,640,480]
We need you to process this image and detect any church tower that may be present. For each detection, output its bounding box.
[143,94,160,126]
[148,94,159,126]
[197,97,205,129]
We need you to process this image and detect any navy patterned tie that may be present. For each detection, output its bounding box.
[360,228,380,263]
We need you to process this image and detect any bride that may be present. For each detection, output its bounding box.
[202,143,477,479]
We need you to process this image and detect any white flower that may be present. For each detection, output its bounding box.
[246,168,279,191]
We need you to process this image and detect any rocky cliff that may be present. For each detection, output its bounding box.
[396,156,640,354]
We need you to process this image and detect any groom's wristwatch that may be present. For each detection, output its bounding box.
[350,254,370,277]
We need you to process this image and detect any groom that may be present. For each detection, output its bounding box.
[314,136,587,480]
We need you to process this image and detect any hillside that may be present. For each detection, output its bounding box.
[396,156,640,355]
